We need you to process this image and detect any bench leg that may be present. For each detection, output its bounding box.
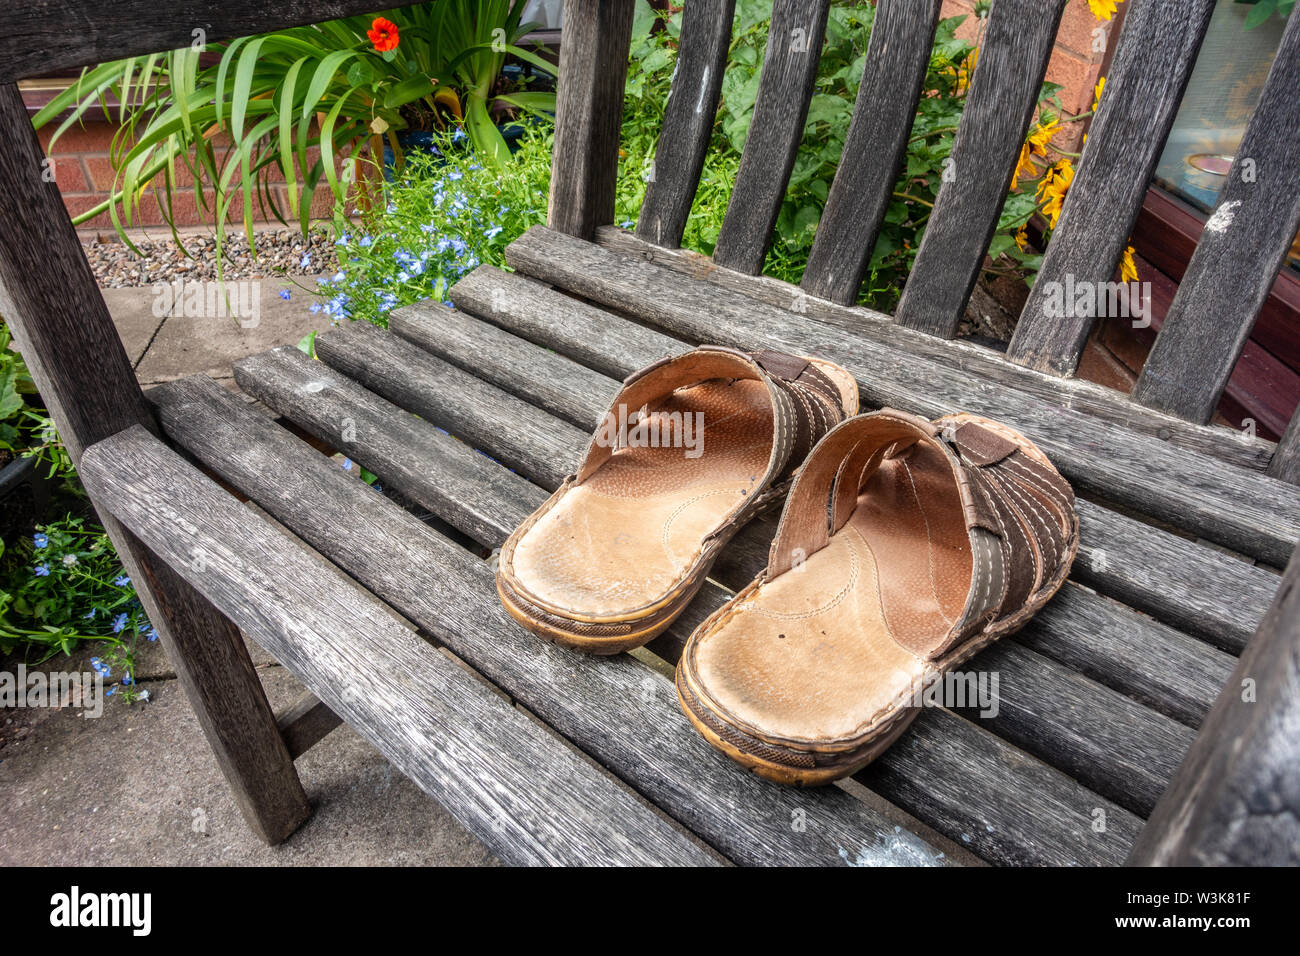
[0,82,310,846]
[112,519,313,844]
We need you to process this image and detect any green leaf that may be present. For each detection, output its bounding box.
[296,330,318,358]
[1244,0,1278,29]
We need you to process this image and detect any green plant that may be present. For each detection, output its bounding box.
[1238,0,1296,28]
[0,516,154,701]
[616,1,1062,310]
[33,2,555,256]
[0,320,40,458]
[313,128,552,327]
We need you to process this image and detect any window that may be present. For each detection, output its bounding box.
[1152,0,1297,270]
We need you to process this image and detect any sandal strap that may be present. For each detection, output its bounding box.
[574,345,847,499]
[767,410,1074,657]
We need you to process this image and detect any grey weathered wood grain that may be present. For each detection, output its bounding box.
[1132,13,1300,424]
[893,0,1067,337]
[0,1,427,83]
[229,347,546,545]
[599,227,1275,472]
[1269,407,1300,485]
[801,0,941,305]
[506,226,1300,567]
[390,299,613,430]
[1130,545,1300,865]
[147,376,953,867]
[80,427,722,867]
[1007,0,1217,375]
[312,319,587,491]
[712,0,830,274]
[162,369,1139,865]
[548,0,635,239]
[276,693,342,761]
[333,312,1203,810]
[1072,501,1275,654]
[231,356,1142,859]
[636,0,735,248]
[0,81,311,845]
[379,305,1233,726]
[449,265,687,378]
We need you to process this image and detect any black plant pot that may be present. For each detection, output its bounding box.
[0,454,53,540]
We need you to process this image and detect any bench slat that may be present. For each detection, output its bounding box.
[148,375,956,867]
[80,426,721,867]
[548,0,635,239]
[275,693,342,761]
[636,0,736,248]
[597,227,1275,472]
[505,226,1300,569]
[1006,0,1217,375]
[440,263,1275,652]
[800,0,941,304]
[330,306,1236,728]
[1131,12,1300,424]
[713,0,830,274]
[211,353,1142,864]
[893,0,1067,338]
[370,311,1200,816]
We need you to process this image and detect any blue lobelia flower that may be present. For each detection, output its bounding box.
[33,564,50,577]
[112,612,129,634]
[33,533,48,548]
[139,689,151,702]
[342,457,354,471]
[359,235,374,248]
[309,302,322,314]
[122,673,134,686]
[300,254,311,269]
[114,574,131,587]
[84,609,97,620]
[145,626,159,642]
[279,289,291,301]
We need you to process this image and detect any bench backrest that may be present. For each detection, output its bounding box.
[551,0,1300,477]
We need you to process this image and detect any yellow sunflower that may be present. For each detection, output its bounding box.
[1092,76,1106,112]
[1037,159,1075,228]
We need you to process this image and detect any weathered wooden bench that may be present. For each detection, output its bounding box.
[2,0,1299,865]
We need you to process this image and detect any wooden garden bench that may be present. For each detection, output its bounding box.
[2,0,1299,865]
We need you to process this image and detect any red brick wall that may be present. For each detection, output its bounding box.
[940,0,1117,151]
[33,117,341,231]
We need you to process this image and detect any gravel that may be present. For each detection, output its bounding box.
[85,228,341,288]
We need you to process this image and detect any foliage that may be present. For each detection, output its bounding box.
[0,516,155,702]
[1,320,150,698]
[615,1,1063,310]
[31,2,556,256]
[312,129,552,327]
[1238,0,1295,28]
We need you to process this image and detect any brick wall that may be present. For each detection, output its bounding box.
[940,0,1117,151]
[34,118,340,232]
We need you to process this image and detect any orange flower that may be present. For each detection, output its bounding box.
[368,17,400,53]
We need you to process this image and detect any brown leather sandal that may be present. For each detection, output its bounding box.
[496,345,859,654]
[676,408,1078,784]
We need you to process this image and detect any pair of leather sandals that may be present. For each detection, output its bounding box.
[496,346,1078,785]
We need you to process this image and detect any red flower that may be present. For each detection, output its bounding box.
[368,17,400,53]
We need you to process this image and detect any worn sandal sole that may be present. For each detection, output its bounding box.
[497,348,858,654]
[676,411,1078,785]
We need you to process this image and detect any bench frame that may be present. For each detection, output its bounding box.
[1,0,1298,864]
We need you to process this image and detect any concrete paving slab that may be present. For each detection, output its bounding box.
[100,287,167,367]
[134,276,327,385]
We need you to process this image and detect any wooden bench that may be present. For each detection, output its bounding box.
[2,0,1298,865]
